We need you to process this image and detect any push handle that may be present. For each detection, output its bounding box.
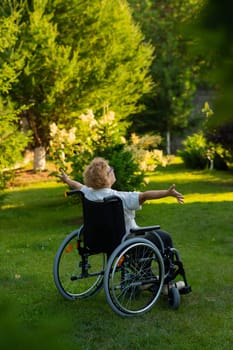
[66,189,83,197]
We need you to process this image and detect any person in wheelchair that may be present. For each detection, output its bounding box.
[58,157,188,295]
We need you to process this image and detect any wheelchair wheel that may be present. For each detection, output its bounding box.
[168,286,180,310]
[104,238,165,317]
[53,230,107,300]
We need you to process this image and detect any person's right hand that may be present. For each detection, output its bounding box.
[57,168,69,183]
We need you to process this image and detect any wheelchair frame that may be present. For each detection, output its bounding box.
[53,190,191,317]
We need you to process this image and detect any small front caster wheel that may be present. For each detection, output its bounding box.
[168,287,180,310]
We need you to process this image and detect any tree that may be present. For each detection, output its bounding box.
[3,0,154,169]
[188,0,233,159]
[127,0,205,153]
[0,5,31,191]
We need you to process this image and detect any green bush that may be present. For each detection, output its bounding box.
[0,104,31,192]
[178,132,230,170]
[212,145,230,170]
[178,132,208,169]
[98,145,145,191]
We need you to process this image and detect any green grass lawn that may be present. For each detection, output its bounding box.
[0,159,233,350]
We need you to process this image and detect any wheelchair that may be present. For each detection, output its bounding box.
[53,190,191,317]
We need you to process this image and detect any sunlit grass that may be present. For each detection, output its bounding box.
[185,192,233,202]
[147,157,233,204]
[146,192,233,204]
[149,166,233,184]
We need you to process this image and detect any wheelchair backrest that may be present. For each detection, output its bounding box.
[79,192,126,254]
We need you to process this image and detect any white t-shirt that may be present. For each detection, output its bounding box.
[80,185,141,235]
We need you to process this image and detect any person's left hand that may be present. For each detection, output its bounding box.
[168,184,184,204]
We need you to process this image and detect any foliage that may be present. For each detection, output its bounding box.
[49,110,143,190]
[206,122,233,163]
[127,0,204,138]
[202,102,233,162]
[103,146,145,191]
[0,5,25,93]
[49,110,125,173]
[201,101,233,166]
[49,110,170,190]
[188,0,233,126]
[126,133,172,171]
[0,6,31,192]
[182,0,233,160]
[2,0,154,149]
[0,102,31,191]
[178,131,230,170]
[178,132,208,169]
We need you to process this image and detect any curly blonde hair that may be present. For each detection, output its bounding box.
[83,157,111,189]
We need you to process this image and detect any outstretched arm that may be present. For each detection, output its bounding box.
[57,169,83,190]
[139,184,184,205]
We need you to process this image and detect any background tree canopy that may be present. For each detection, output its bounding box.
[183,0,233,158]
[2,0,154,151]
[0,6,31,189]
[0,0,232,186]
[127,0,204,142]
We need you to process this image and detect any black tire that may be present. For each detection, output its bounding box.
[168,287,180,310]
[104,237,165,317]
[53,230,107,300]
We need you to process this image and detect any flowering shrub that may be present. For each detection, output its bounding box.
[126,133,171,171]
[49,109,125,177]
[49,110,167,190]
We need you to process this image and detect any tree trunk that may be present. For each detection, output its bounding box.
[166,130,171,155]
[34,146,46,171]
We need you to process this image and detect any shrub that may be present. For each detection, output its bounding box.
[49,110,127,178]
[49,110,168,190]
[178,132,230,170]
[178,132,208,169]
[126,133,172,171]
[0,104,31,192]
[97,145,145,191]
[212,145,230,170]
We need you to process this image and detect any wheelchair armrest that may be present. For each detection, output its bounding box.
[130,225,160,234]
